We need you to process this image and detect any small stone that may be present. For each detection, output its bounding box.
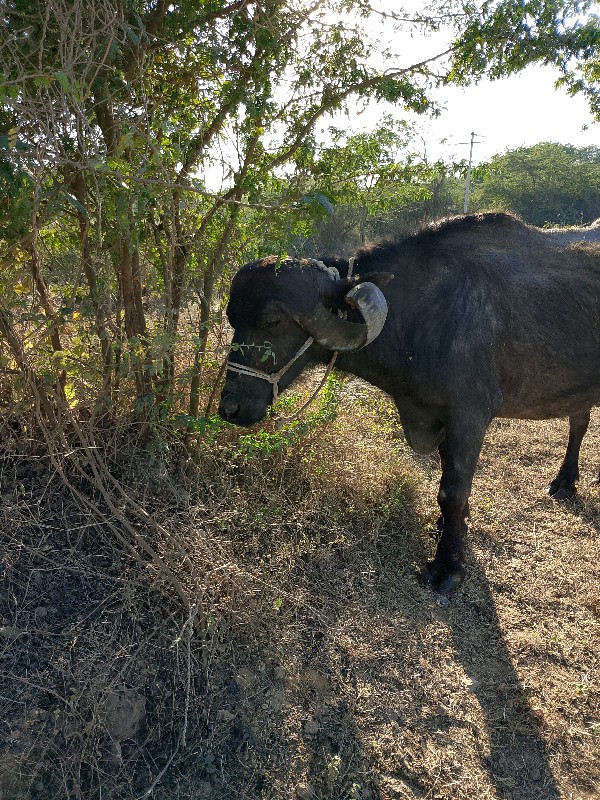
[101,689,145,741]
[34,606,58,625]
[296,785,315,799]
[463,676,480,691]
[0,626,24,640]
[303,719,320,735]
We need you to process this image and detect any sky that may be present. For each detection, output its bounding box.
[335,2,599,167]
[388,64,598,165]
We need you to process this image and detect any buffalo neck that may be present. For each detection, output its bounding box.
[328,339,402,397]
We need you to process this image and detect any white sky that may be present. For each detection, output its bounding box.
[426,66,599,164]
[347,64,599,166]
[336,2,600,166]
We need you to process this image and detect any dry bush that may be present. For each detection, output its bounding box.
[0,379,599,799]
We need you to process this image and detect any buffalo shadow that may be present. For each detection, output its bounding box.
[284,494,565,800]
[440,535,562,800]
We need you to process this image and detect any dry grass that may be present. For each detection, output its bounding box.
[0,382,598,799]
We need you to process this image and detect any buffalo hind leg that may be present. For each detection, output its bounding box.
[548,410,591,501]
[423,419,487,595]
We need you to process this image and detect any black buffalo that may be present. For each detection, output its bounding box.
[219,213,600,594]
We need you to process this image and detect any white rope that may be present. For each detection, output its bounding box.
[225,253,357,422]
[274,350,338,430]
[226,335,338,427]
[226,336,315,404]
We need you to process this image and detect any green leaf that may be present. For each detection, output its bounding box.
[54,71,70,92]
[61,190,88,217]
[298,192,335,216]
[124,24,141,46]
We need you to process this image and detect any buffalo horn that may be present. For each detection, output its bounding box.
[292,281,388,352]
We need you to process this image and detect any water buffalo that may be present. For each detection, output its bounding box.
[219,213,600,594]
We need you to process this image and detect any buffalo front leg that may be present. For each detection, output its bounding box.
[424,420,488,595]
[548,410,591,501]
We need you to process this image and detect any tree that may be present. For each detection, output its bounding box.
[0,0,598,418]
[469,143,600,226]
[284,119,463,253]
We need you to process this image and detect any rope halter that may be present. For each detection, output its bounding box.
[224,255,355,424]
[226,335,315,405]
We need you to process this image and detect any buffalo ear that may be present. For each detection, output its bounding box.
[321,271,394,310]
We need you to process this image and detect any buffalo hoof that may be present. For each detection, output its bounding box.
[547,478,577,502]
[421,560,465,596]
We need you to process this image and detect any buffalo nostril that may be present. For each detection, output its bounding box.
[219,400,240,420]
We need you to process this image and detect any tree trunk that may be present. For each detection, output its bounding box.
[188,268,214,419]
[359,205,367,246]
[157,192,188,405]
[0,303,59,426]
[95,91,150,406]
[118,232,151,401]
[186,140,252,418]
[68,168,114,402]
[23,227,67,393]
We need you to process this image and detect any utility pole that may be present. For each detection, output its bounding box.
[460,131,482,213]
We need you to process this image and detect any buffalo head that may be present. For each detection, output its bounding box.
[218,257,391,426]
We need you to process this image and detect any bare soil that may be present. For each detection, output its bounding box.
[0,384,598,799]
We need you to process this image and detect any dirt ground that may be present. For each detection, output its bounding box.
[0,385,598,799]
